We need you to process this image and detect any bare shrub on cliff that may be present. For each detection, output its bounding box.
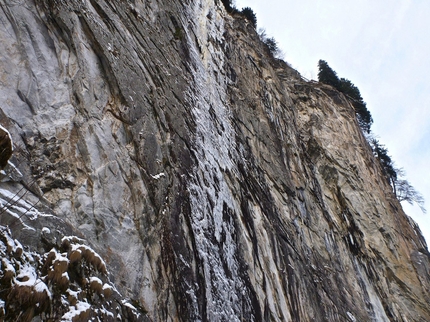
[258,29,283,59]
[369,137,426,213]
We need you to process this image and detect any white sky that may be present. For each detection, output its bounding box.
[235,0,430,245]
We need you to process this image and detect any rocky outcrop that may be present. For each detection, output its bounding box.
[0,227,147,321]
[0,0,429,321]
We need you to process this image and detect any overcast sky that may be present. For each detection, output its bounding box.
[234,0,430,244]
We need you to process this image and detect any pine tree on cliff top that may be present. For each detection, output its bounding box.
[241,7,257,28]
[317,60,373,133]
[318,60,340,88]
[338,77,373,132]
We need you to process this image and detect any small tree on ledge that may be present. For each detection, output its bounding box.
[317,59,373,133]
[369,138,426,213]
[318,60,340,88]
[241,7,257,28]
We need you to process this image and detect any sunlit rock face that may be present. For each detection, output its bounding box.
[0,0,429,321]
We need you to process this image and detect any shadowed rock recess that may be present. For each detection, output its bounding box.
[0,0,429,321]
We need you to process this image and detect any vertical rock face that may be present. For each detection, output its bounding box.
[0,0,429,321]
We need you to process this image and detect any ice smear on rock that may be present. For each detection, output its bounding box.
[184,2,249,321]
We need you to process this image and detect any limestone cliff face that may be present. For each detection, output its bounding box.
[0,0,429,321]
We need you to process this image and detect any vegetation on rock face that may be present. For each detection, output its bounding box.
[369,138,397,182]
[318,60,425,212]
[241,7,257,28]
[318,60,373,133]
[317,59,341,89]
[258,29,282,58]
[395,177,426,213]
[221,1,257,28]
[369,138,426,213]
[221,2,284,58]
[221,0,236,13]
[338,78,373,133]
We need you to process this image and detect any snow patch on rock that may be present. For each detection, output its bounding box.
[184,1,247,320]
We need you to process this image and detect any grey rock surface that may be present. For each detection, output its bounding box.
[0,0,429,321]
